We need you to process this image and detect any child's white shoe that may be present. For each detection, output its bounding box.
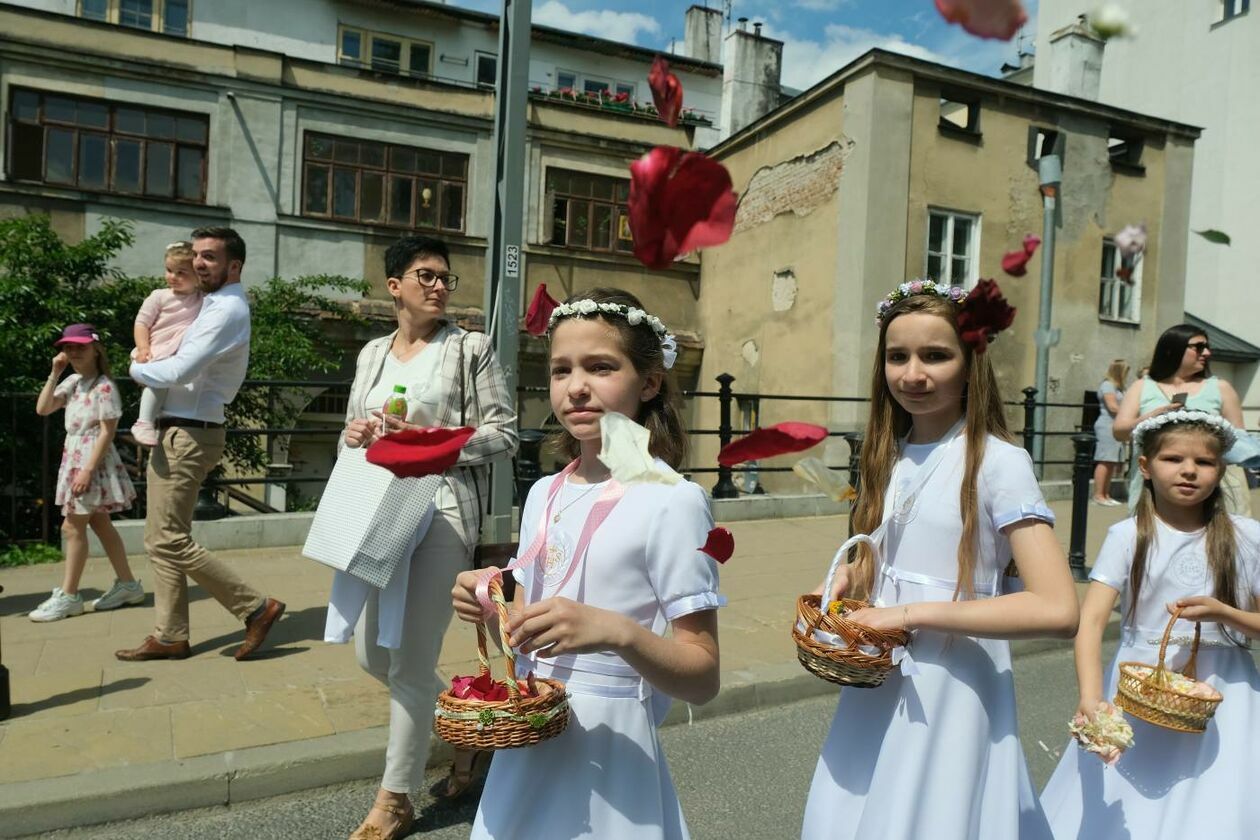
[131,421,158,447]
[92,579,145,611]
[29,587,84,622]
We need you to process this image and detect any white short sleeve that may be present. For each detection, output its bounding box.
[1234,518,1260,601]
[94,378,122,422]
[1089,520,1135,593]
[644,480,727,621]
[53,373,81,401]
[511,475,551,585]
[982,440,1056,532]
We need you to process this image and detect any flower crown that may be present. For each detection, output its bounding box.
[548,299,678,370]
[875,278,968,325]
[1133,409,1237,451]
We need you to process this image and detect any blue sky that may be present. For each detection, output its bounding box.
[448,0,1038,90]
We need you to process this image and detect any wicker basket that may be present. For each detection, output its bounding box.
[792,534,910,688]
[1114,607,1223,734]
[433,577,570,750]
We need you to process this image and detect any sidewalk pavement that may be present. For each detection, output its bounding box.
[0,499,1132,837]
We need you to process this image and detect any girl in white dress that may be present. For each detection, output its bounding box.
[1040,410,1260,839]
[801,282,1080,840]
[453,287,724,840]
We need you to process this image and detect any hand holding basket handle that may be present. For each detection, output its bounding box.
[1114,606,1223,734]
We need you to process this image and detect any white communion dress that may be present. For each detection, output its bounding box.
[801,434,1057,840]
[1040,515,1260,840]
[469,469,725,840]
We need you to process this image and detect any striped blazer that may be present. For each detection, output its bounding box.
[340,323,519,547]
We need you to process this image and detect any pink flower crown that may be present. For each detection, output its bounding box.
[875,278,968,325]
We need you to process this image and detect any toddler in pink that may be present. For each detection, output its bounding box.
[130,241,203,445]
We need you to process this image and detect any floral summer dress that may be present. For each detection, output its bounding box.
[54,374,136,515]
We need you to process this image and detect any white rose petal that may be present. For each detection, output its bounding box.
[597,412,682,486]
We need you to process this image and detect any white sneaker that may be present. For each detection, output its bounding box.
[92,579,145,611]
[29,587,84,622]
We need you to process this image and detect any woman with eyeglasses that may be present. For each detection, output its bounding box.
[333,235,518,840]
[1113,323,1250,514]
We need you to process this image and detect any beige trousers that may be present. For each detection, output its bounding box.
[355,494,472,793]
[144,426,264,642]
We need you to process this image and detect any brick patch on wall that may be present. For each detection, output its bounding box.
[734,138,854,233]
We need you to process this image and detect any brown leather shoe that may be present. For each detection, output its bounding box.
[235,598,286,660]
[115,635,191,661]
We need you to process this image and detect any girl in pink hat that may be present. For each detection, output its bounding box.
[31,324,141,622]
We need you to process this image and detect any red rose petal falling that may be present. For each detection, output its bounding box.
[700,527,735,564]
[717,422,829,467]
[628,146,737,271]
[525,283,560,336]
[956,278,1016,355]
[366,426,476,478]
[1000,234,1041,277]
[935,0,1028,41]
[648,55,684,128]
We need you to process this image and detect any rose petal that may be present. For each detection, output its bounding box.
[598,412,682,485]
[792,457,857,502]
[717,422,829,467]
[934,0,1028,40]
[365,426,476,478]
[525,283,560,336]
[956,278,1016,355]
[648,56,684,129]
[628,146,737,270]
[1001,248,1032,277]
[700,527,735,564]
[1114,223,1147,256]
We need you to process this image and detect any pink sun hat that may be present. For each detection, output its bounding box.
[54,323,102,346]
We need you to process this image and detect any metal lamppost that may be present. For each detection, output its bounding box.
[481,0,532,544]
[1031,151,1063,479]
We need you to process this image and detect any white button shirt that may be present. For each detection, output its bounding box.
[129,282,251,423]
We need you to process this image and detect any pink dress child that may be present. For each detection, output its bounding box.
[54,374,136,515]
[131,287,203,443]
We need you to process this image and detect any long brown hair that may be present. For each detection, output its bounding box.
[1129,422,1242,643]
[547,287,688,469]
[848,294,1011,600]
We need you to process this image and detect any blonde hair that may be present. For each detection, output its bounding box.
[848,294,1012,600]
[1105,359,1129,389]
[1130,422,1243,644]
[164,240,195,264]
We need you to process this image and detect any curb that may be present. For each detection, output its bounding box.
[0,618,1117,837]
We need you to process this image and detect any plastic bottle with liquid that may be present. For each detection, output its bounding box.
[382,384,409,419]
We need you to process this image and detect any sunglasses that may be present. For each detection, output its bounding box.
[1187,341,1210,354]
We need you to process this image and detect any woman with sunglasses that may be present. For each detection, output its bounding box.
[1113,323,1250,514]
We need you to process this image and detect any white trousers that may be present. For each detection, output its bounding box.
[354,494,472,793]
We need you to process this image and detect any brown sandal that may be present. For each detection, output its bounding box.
[429,749,492,801]
[348,794,414,840]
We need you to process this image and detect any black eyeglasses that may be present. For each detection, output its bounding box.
[1187,341,1211,354]
[402,269,459,290]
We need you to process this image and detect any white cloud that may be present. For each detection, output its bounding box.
[766,22,951,91]
[532,1,662,46]
[792,0,853,10]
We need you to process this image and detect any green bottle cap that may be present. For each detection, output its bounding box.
[392,384,406,393]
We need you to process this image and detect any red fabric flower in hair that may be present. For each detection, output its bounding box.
[648,56,684,128]
[956,279,1016,354]
[525,283,560,336]
[717,422,829,467]
[366,427,476,478]
[628,146,737,271]
[1000,234,1041,277]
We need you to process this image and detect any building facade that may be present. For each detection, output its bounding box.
[694,49,1198,490]
[1033,0,1260,412]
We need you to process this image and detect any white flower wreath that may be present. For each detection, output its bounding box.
[547,300,678,369]
[1132,409,1237,451]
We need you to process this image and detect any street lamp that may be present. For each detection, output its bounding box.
[1030,134,1064,479]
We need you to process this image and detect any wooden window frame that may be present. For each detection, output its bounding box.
[925,208,980,288]
[546,167,634,255]
[6,87,208,203]
[1097,238,1142,325]
[300,131,468,234]
[77,0,190,37]
[336,25,434,78]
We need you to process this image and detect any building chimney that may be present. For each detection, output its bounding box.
[720,25,784,138]
[737,16,748,31]
[753,22,762,37]
[1043,14,1104,100]
[683,4,723,64]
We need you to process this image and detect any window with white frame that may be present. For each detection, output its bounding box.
[475,53,497,87]
[337,26,432,78]
[555,70,578,90]
[77,0,189,36]
[925,209,979,287]
[553,69,637,98]
[1218,0,1250,23]
[1098,238,1141,323]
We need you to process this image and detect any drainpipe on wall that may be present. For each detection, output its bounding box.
[1032,153,1063,479]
